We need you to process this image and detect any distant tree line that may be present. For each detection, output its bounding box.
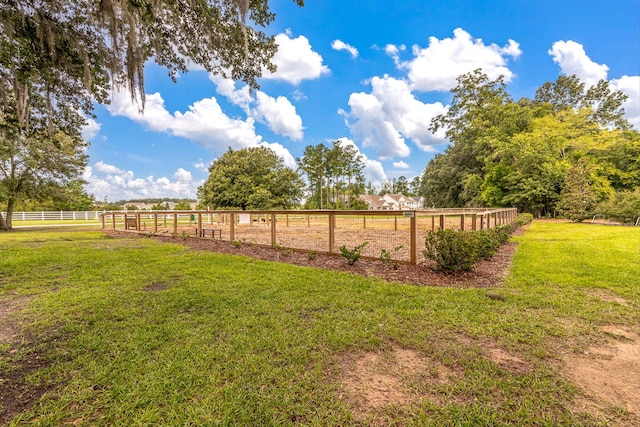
[418,70,640,221]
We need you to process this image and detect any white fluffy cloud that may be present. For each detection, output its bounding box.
[81,117,101,141]
[262,31,330,84]
[334,137,387,185]
[331,39,359,58]
[107,89,298,161]
[548,40,609,88]
[252,92,304,141]
[209,74,253,113]
[612,75,640,129]
[384,44,406,66]
[209,74,304,141]
[85,162,203,201]
[393,161,410,169]
[548,41,639,128]
[343,76,448,160]
[401,28,521,91]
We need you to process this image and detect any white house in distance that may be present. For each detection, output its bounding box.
[359,193,424,210]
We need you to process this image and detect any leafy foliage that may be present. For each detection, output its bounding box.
[596,189,640,224]
[419,70,639,218]
[0,87,89,229]
[380,245,403,269]
[424,214,532,273]
[339,241,368,265]
[297,140,365,209]
[424,229,480,273]
[198,147,304,210]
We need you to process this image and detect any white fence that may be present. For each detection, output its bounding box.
[2,211,105,221]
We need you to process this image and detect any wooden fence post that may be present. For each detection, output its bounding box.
[173,213,178,234]
[471,213,477,231]
[410,214,417,264]
[230,213,236,241]
[328,213,335,254]
[197,213,203,237]
[271,213,277,246]
[153,213,158,233]
[439,215,445,230]
[460,214,465,231]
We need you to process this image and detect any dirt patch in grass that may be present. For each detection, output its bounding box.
[0,295,29,344]
[0,347,53,425]
[333,346,462,423]
[457,335,534,376]
[0,295,57,425]
[584,288,630,307]
[565,325,640,425]
[144,281,170,292]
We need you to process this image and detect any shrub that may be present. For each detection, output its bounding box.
[424,213,531,273]
[424,229,479,273]
[473,230,501,259]
[515,213,533,227]
[339,242,369,265]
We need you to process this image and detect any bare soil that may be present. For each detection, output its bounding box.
[0,295,55,426]
[564,325,640,426]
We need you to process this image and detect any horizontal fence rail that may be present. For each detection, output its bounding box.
[100,208,518,265]
[2,211,105,221]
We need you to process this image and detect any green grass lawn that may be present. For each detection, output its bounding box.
[1,222,638,426]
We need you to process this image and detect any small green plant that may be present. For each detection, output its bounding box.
[380,245,403,269]
[180,230,190,240]
[339,241,368,265]
[275,242,292,256]
[231,240,243,247]
[307,251,317,261]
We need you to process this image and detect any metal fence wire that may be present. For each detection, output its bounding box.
[101,209,518,265]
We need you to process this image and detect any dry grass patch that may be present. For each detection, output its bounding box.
[584,288,630,307]
[565,325,640,425]
[0,295,30,344]
[333,346,461,422]
[143,281,170,292]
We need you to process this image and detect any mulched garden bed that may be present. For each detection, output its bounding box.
[106,230,520,288]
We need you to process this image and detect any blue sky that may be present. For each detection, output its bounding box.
[82,0,640,202]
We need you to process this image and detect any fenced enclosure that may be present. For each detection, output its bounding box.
[101,208,517,265]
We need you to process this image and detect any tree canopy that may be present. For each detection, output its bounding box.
[198,147,304,210]
[1,0,304,112]
[297,140,365,209]
[1,0,303,229]
[420,70,639,219]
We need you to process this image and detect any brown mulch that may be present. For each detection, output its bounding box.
[107,230,520,288]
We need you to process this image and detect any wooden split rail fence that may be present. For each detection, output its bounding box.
[101,208,518,265]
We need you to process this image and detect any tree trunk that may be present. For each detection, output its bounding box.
[0,197,15,230]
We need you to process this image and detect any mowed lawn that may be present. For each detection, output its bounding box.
[0,222,638,426]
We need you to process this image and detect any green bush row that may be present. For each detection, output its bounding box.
[423,213,532,273]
